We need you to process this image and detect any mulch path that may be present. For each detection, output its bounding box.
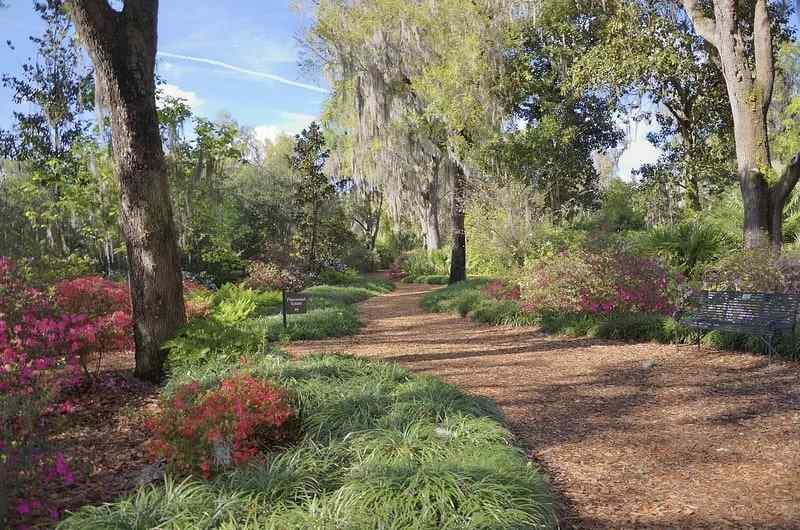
[285,280,800,530]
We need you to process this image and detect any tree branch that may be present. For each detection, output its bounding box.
[753,0,774,110]
[67,0,118,52]
[773,151,800,206]
[681,0,718,48]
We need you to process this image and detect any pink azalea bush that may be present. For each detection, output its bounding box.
[1,258,136,527]
[519,250,681,315]
[244,260,305,292]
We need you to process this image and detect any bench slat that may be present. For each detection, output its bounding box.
[682,291,800,334]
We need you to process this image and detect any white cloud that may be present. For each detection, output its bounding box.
[158,83,205,111]
[157,52,329,94]
[253,112,318,144]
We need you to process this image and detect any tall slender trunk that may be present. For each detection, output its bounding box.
[370,193,383,251]
[420,173,441,251]
[448,161,466,284]
[70,0,186,382]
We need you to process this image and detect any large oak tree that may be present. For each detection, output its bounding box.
[683,0,800,249]
[68,0,185,382]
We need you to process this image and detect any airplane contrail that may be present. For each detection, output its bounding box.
[157,51,329,94]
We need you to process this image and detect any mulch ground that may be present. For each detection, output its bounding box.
[11,352,160,528]
[285,280,800,530]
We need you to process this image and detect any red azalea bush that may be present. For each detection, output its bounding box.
[53,276,134,366]
[481,280,521,301]
[520,250,680,315]
[146,374,294,478]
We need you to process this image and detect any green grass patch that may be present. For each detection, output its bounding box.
[401,274,450,284]
[166,277,393,372]
[60,355,555,530]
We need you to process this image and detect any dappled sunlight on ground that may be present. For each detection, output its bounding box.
[286,281,800,530]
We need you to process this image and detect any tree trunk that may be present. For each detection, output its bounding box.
[448,161,466,284]
[70,0,185,383]
[731,96,773,248]
[681,0,800,250]
[420,175,441,251]
[370,193,383,251]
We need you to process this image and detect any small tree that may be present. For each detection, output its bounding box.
[290,122,336,271]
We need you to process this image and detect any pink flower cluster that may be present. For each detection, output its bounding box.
[1,258,134,527]
[521,250,680,316]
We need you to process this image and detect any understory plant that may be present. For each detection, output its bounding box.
[520,250,680,315]
[147,374,294,478]
[60,355,555,529]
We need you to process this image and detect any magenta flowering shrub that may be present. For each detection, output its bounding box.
[520,250,681,315]
[0,258,136,527]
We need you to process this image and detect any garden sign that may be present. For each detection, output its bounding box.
[282,291,309,328]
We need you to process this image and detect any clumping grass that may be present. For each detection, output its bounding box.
[59,355,556,530]
[420,279,490,313]
[423,281,800,359]
[401,274,450,284]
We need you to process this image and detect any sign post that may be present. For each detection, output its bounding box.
[282,290,309,328]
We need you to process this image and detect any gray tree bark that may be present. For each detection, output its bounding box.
[682,0,800,249]
[69,0,186,382]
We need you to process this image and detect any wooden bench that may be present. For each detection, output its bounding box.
[678,291,800,359]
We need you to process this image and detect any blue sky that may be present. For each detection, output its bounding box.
[0,0,329,143]
[0,1,680,177]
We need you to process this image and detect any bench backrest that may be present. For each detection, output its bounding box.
[693,291,800,330]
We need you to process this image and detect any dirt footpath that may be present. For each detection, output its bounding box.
[285,282,800,529]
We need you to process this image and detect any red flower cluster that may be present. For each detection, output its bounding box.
[146,374,294,478]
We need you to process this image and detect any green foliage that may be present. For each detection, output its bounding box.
[401,248,451,278]
[632,221,734,278]
[60,355,555,529]
[594,180,646,232]
[701,250,799,293]
[420,279,490,314]
[166,278,391,373]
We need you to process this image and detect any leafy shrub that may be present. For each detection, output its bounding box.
[402,274,449,284]
[521,250,680,315]
[212,283,281,319]
[61,355,555,530]
[20,253,96,288]
[53,275,134,357]
[146,374,294,478]
[471,299,534,326]
[455,291,483,317]
[420,279,490,313]
[244,260,286,291]
[633,221,733,278]
[702,249,800,293]
[0,259,83,526]
[481,280,521,301]
[165,318,267,374]
[592,313,673,342]
[401,248,450,278]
